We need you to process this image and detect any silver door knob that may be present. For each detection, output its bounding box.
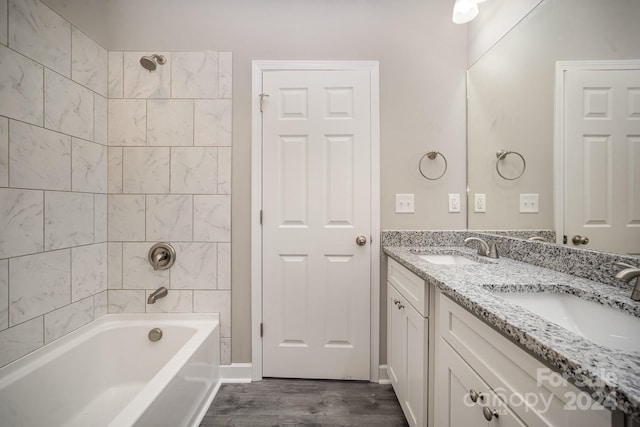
[571,235,589,245]
[355,235,367,246]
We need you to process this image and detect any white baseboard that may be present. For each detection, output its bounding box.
[220,363,253,383]
[378,365,390,384]
[219,363,389,384]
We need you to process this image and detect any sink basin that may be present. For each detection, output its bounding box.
[418,254,479,265]
[495,292,640,352]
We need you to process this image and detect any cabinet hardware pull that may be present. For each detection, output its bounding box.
[482,406,499,421]
[397,303,404,310]
[469,389,483,403]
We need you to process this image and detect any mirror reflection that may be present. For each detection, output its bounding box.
[466,0,640,255]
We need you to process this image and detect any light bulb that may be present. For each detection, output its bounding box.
[452,0,479,24]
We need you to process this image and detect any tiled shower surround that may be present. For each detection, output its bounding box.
[0,0,233,367]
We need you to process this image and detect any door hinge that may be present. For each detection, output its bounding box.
[563,235,568,244]
[260,322,264,337]
[259,93,270,113]
[260,209,263,225]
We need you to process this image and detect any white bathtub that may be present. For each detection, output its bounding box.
[0,314,221,427]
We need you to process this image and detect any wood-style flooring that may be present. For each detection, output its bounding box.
[199,378,409,426]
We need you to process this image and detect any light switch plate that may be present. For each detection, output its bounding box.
[474,193,486,213]
[448,194,460,213]
[395,194,415,213]
[520,194,539,213]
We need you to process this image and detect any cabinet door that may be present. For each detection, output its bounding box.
[435,338,526,427]
[387,284,404,393]
[403,301,426,427]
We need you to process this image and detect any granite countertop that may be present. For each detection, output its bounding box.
[383,245,640,420]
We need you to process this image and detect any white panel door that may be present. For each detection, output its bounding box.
[262,69,371,379]
[565,68,640,254]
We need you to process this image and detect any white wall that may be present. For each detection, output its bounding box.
[0,0,108,367]
[42,0,468,364]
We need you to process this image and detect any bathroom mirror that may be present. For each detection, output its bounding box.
[466,0,640,255]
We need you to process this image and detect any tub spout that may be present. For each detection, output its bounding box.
[148,287,168,304]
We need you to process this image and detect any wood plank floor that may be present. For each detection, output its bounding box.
[199,378,409,426]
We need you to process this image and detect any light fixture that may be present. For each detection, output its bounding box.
[452,0,479,24]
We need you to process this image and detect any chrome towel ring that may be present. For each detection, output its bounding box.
[419,151,448,180]
[496,149,526,180]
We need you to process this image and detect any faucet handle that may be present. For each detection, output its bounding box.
[615,262,636,270]
[488,243,499,259]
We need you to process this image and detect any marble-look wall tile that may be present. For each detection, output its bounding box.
[0,45,43,125]
[123,51,170,98]
[194,100,232,146]
[220,337,230,365]
[146,289,192,313]
[107,195,145,241]
[108,99,146,146]
[146,195,192,241]
[94,194,107,243]
[0,188,43,259]
[217,147,231,194]
[147,99,193,146]
[0,317,43,367]
[122,147,170,193]
[108,289,145,313]
[44,69,94,140]
[108,51,123,98]
[45,191,93,250]
[170,147,217,194]
[9,121,70,191]
[94,94,107,145]
[107,242,122,289]
[71,243,107,302]
[218,52,232,99]
[71,27,107,96]
[0,259,7,330]
[217,243,231,290]
[172,51,218,98]
[194,195,231,242]
[0,117,8,187]
[71,138,107,193]
[107,147,123,193]
[94,290,107,318]
[8,0,71,77]
[194,290,230,338]
[122,242,169,289]
[9,249,70,326]
[0,0,7,46]
[170,242,217,290]
[44,296,93,344]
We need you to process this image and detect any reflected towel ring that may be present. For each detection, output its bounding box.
[419,151,448,180]
[496,149,526,180]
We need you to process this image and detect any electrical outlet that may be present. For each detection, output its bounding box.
[448,194,460,213]
[520,194,539,213]
[395,194,415,213]
[474,193,486,213]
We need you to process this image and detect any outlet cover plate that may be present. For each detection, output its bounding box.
[520,194,539,213]
[448,194,460,213]
[474,193,486,213]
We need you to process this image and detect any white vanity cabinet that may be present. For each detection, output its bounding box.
[387,258,430,427]
[434,290,612,427]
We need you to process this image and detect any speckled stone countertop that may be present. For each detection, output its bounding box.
[383,245,640,420]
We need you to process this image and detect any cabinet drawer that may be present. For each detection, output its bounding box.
[437,292,611,427]
[388,258,428,317]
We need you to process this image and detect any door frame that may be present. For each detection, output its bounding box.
[553,60,640,245]
[250,60,381,381]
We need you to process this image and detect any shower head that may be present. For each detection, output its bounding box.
[139,54,167,71]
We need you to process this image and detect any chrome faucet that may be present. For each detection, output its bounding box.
[464,237,499,259]
[615,263,640,301]
[148,287,168,304]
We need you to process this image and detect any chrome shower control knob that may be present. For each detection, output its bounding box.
[355,235,367,246]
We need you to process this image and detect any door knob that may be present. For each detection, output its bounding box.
[571,235,589,245]
[355,235,367,246]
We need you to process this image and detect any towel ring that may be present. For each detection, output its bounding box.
[419,151,448,181]
[496,149,526,180]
